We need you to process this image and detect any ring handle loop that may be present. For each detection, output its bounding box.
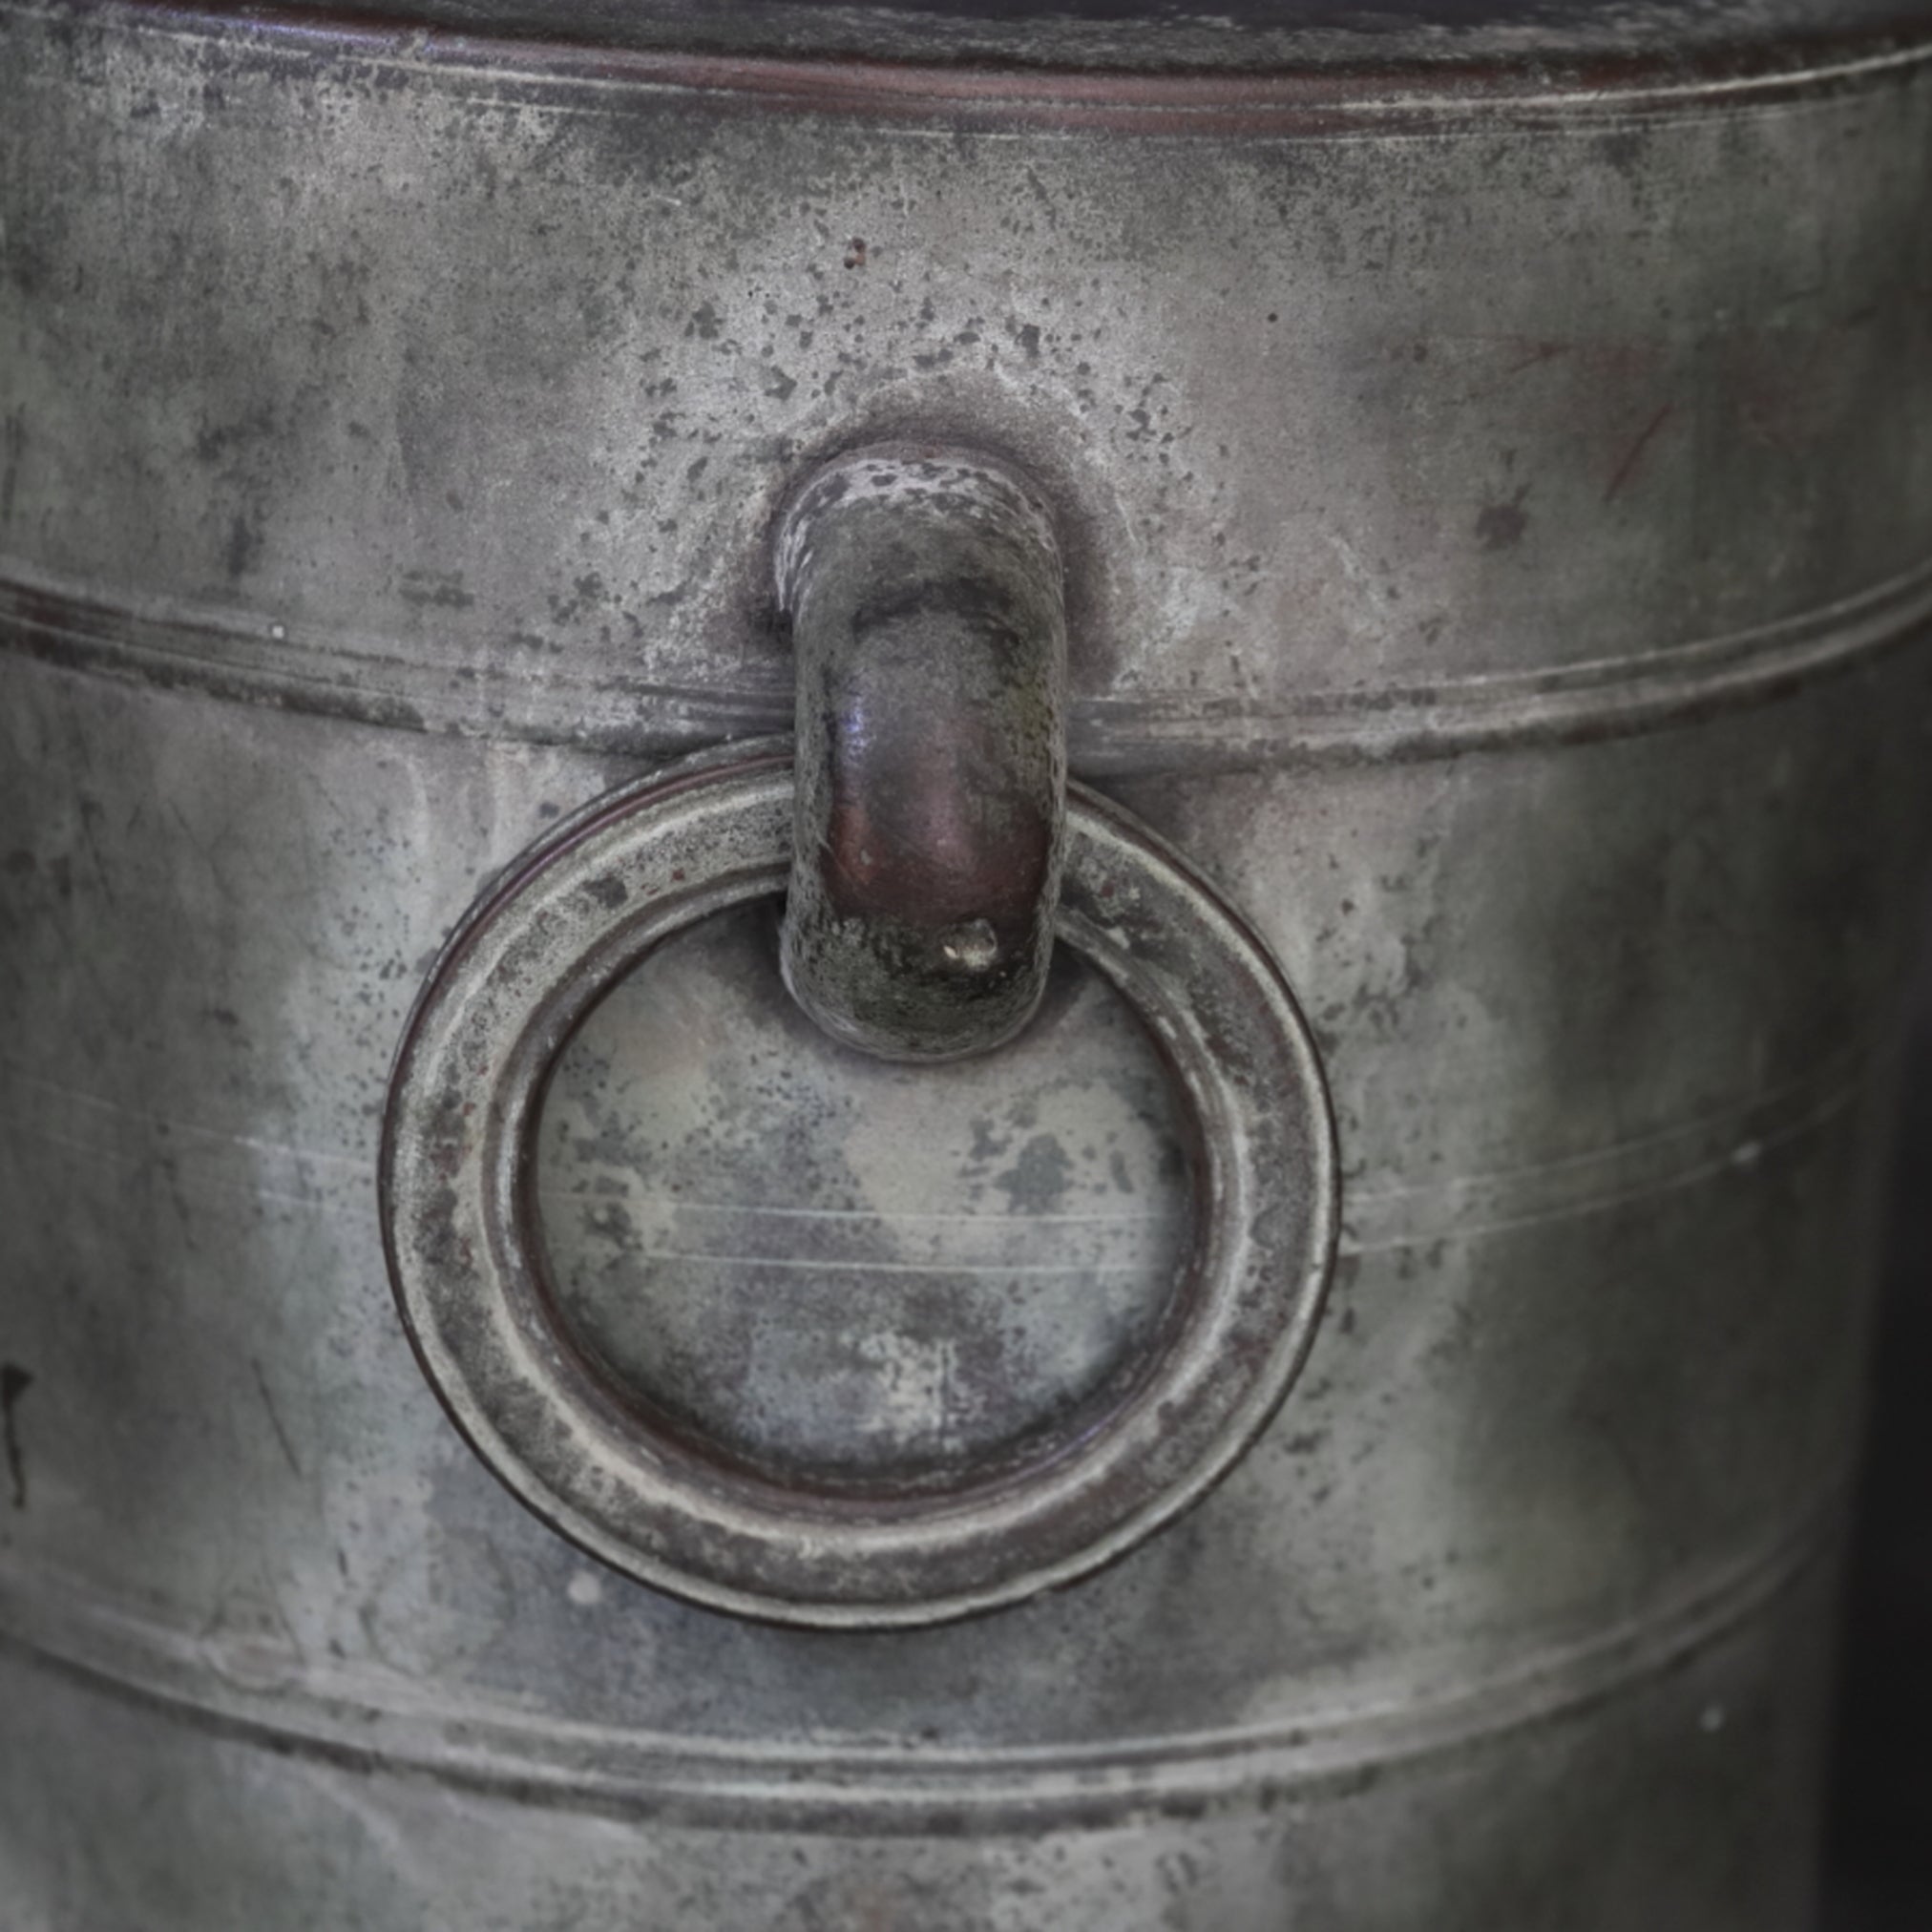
[381,743,1338,1628]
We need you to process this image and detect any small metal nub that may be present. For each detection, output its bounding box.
[776,444,1068,1061]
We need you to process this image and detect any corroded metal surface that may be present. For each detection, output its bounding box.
[3,0,1932,1924]
[382,744,1336,1624]
[8,2,1932,768]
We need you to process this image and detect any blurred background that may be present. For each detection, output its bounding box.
[1821,907,1932,1931]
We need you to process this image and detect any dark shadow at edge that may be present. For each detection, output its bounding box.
[1820,899,1932,1930]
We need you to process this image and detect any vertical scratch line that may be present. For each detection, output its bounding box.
[251,1357,303,1480]
[1,1363,32,1509]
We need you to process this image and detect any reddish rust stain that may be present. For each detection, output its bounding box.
[1603,401,1677,503]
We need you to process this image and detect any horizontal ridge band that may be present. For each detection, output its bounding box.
[12,0,1932,138]
[5,556,1931,773]
[0,1492,1841,1830]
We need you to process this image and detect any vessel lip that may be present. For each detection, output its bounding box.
[19,0,1932,131]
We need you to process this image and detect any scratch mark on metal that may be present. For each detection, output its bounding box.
[1603,401,1676,503]
[251,1357,303,1480]
[542,1239,1158,1278]
[0,1060,368,1169]
[539,1190,1168,1226]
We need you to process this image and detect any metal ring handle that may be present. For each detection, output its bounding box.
[380,742,1337,1628]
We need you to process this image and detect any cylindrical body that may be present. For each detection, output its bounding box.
[4,1,1932,1924]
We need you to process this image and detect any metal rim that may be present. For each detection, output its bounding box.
[380,743,1338,1628]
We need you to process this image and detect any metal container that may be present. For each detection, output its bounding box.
[4,0,1932,1923]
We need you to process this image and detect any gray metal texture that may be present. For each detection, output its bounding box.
[3,0,1932,1926]
[778,447,1070,1063]
[381,742,1337,1625]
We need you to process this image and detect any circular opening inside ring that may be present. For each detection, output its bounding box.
[527,897,1198,1502]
